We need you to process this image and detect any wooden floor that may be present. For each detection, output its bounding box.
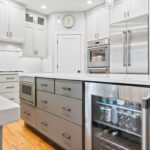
[3,120,58,150]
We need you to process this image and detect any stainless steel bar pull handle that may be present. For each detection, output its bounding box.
[62,133,71,139]
[62,106,71,112]
[127,30,132,66]
[62,87,71,91]
[142,97,150,150]
[123,31,127,67]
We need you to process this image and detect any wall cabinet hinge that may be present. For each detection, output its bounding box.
[57,64,59,68]
[57,40,59,44]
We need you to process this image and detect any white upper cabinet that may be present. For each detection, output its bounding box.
[128,0,148,19]
[9,3,25,43]
[35,28,47,58]
[110,0,127,24]
[110,0,148,24]
[0,0,8,39]
[0,0,25,43]
[86,6,109,41]
[99,7,109,39]
[87,9,99,41]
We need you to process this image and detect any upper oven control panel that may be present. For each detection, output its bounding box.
[88,38,110,48]
[19,76,35,83]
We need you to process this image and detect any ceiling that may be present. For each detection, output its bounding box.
[14,0,105,15]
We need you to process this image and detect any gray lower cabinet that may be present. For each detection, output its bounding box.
[21,101,37,128]
[55,79,82,99]
[37,109,82,150]
[37,91,82,126]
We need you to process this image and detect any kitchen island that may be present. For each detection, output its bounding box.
[19,73,150,150]
[0,96,20,150]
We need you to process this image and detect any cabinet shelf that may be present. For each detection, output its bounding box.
[94,130,141,150]
[95,101,141,113]
[93,120,142,138]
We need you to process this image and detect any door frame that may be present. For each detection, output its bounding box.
[54,31,85,73]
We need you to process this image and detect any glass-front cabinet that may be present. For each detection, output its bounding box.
[92,95,142,150]
[25,12,47,28]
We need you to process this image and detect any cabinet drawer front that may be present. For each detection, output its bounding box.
[37,78,54,93]
[55,80,82,99]
[1,92,19,104]
[21,102,36,128]
[37,91,82,126]
[0,75,18,82]
[0,82,19,93]
[37,109,51,137]
[37,109,82,150]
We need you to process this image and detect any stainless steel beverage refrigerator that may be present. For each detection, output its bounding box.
[85,82,150,150]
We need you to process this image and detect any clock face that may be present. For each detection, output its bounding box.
[62,15,75,29]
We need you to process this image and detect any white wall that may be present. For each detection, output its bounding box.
[43,12,86,73]
[0,42,42,73]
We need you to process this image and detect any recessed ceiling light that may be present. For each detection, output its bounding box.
[87,0,93,5]
[41,5,47,9]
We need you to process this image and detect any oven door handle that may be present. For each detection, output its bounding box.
[88,46,108,51]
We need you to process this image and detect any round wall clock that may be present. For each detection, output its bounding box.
[62,15,75,29]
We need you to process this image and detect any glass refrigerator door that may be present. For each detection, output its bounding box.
[92,95,142,150]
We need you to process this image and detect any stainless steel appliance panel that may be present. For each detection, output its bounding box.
[110,21,127,73]
[19,76,35,106]
[85,82,118,150]
[126,15,148,73]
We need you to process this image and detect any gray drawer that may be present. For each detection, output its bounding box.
[37,109,82,150]
[0,74,18,83]
[37,109,50,138]
[55,80,82,99]
[21,102,37,128]
[37,78,54,93]
[37,91,82,126]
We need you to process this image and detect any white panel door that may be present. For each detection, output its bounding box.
[128,0,148,19]
[57,35,81,74]
[35,28,47,58]
[0,0,8,39]
[86,9,99,41]
[110,0,127,24]
[99,7,109,39]
[24,25,35,56]
[9,3,25,42]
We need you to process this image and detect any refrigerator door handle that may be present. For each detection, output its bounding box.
[127,30,132,66]
[123,31,127,67]
[142,97,150,150]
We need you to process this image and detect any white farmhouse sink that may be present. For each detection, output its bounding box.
[0,96,20,126]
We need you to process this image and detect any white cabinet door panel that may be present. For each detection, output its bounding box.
[24,25,35,56]
[110,0,127,24]
[57,34,81,74]
[128,0,148,19]
[35,28,47,58]
[0,0,8,39]
[99,7,109,39]
[9,3,25,42]
[87,10,99,41]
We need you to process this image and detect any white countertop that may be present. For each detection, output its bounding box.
[0,96,20,126]
[19,73,150,86]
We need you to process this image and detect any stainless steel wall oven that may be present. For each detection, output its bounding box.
[87,38,110,73]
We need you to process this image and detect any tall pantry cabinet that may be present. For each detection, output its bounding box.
[24,12,47,58]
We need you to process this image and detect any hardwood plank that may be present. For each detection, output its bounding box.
[3,120,59,150]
